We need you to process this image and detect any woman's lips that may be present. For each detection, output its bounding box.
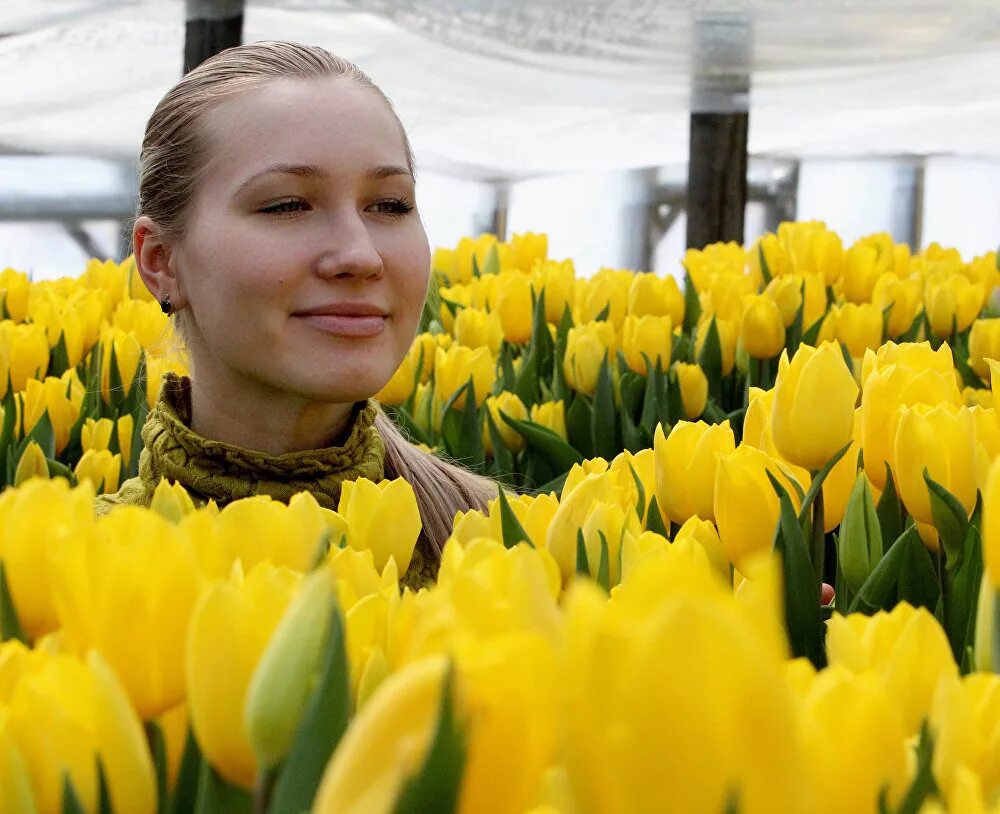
[295,313,386,337]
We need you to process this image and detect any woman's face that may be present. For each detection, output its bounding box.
[172,76,430,404]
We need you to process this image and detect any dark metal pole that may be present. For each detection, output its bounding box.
[685,14,752,250]
[184,0,245,74]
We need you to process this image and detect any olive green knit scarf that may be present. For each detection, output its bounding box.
[95,372,386,514]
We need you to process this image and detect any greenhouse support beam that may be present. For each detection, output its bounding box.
[184,0,245,74]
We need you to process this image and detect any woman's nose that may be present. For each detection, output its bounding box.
[314,211,384,280]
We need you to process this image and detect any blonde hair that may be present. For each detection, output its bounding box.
[137,40,497,562]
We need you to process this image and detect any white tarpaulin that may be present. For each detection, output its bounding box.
[1,1,1000,178]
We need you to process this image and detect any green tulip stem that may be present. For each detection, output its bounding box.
[936,543,951,641]
[253,765,278,814]
[810,474,825,595]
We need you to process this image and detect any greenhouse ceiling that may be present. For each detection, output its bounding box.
[1,0,999,179]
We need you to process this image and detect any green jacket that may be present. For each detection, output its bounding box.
[96,373,436,589]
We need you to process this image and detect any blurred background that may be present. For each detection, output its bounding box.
[1,0,999,280]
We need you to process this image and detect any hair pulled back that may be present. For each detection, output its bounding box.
[138,41,497,562]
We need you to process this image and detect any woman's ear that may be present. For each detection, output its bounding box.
[133,216,187,308]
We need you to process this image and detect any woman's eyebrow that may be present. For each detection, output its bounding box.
[235,162,412,195]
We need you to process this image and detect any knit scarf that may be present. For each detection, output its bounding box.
[96,372,386,513]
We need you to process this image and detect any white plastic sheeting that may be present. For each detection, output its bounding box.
[2,1,1000,177]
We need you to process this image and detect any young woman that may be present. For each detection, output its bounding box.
[96,41,497,588]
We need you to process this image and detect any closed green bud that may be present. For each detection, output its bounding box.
[244,569,334,768]
[838,473,882,592]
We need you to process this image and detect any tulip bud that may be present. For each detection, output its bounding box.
[772,342,858,471]
[73,449,122,495]
[374,351,417,406]
[739,295,785,359]
[245,569,336,768]
[968,319,1000,382]
[671,362,708,420]
[99,328,142,403]
[576,269,631,328]
[483,392,528,454]
[872,273,923,338]
[509,231,548,272]
[563,321,616,396]
[893,403,977,527]
[694,317,737,376]
[530,400,567,440]
[653,420,735,523]
[764,275,803,328]
[149,478,197,522]
[0,267,30,322]
[621,314,672,374]
[530,259,576,324]
[837,473,881,592]
[339,478,422,574]
[0,322,49,396]
[842,243,881,303]
[835,302,883,358]
[13,441,49,487]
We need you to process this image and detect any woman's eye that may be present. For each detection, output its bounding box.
[261,199,305,215]
[372,197,415,217]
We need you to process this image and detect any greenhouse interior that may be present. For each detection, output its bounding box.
[1,2,1000,814]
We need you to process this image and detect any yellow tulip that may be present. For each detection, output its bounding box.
[407,332,450,384]
[714,444,803,572]
[575,269,631,328]
[620,314,672,374]
[148,478,198,523]
[751,232,790,280]
[186,561,300,789]
[626,273,684,325]
[73,448,122,494]
[694,316,737,376]
[826,603,958,736]
[81,415,134,468]
[893,403,977,527]
[925,273,984,337]
[434,345,496,409]
[782,222,845,285]
[820,409,862,533]
[859,353,962,490]
[0,706,36,814]
[339,478,422,574]
[494,271,535,344]
[482,391,528,455]
[530,259,575,324]
[579,501,641,585]
[969,318,1000,382]
[12,441,49,488]
[5,648,157,814]
[453,307,504,355]
[800,272,829,330]
[80,257,129,309]
[0,479,95,642]
[764,275,802,328]
[739,295,785,359]
[509,231,548,273]
[529,400,567,440]
[563,321,616,396]
[144,353,189,410]
[47,507,202,719]
[772,342,859,471]
[0,267,30,322]
[673,515,728,578]
[984,456,1000,587]
[99,328,142,403]
[701,273,755,325]
[671,362,708,420]
[112,299,169,350]
[374,351,417,406]
[0,322,49,396]
[653,420,736,523]
[798,667,909,814]
[833,302,883,358]
[27,293,86,369]
[872,273,923,338]
[841,243,882,303]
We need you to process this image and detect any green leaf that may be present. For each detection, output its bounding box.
[0,377,17,484]
[697,316,723,404]
[682,270,701,334]
[391,663,467,814]
[645,495,669,537]
[848,526,918,614]
[484,408,515,480]
[267,605,351,814]
[440,380,484,471]
[892,722,938,814]
[481,243,500,276]
[167,725,204,814]
[96,757,112,814]
[943,519,983,667]
[627,461,647,525]
[107,342,123,411]
[621,399,644,453]
[876,464,904,556]
[387,404,433,448]
[786,295,805,355]
[501,410,583,474]
[924,469,970,568]
[0,561,27,644]
[639,359,661,434]
[591,354,619,460]
[594,302,611,322]
[49,332,71,378]
[551,305,574,403]
[596,531,610,591]
[146,721,169,814]
[896,527,941,613]
[565,394,594,460]
[193,760,251,814]
[576,528,590,577]
[795,440,853,526]
[62,773,87,814]
[768,471,826,668]
[757,242,772,284]
[496,484,533,548]
[512,343,539,406]
[23,409,56,461]
[801,316,824,348]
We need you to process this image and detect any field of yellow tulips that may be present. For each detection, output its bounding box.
[1,220,1000,813]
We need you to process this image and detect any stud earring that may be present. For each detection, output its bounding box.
[159,297,173,315]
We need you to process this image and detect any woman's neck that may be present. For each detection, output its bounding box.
[186,362,358,456]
